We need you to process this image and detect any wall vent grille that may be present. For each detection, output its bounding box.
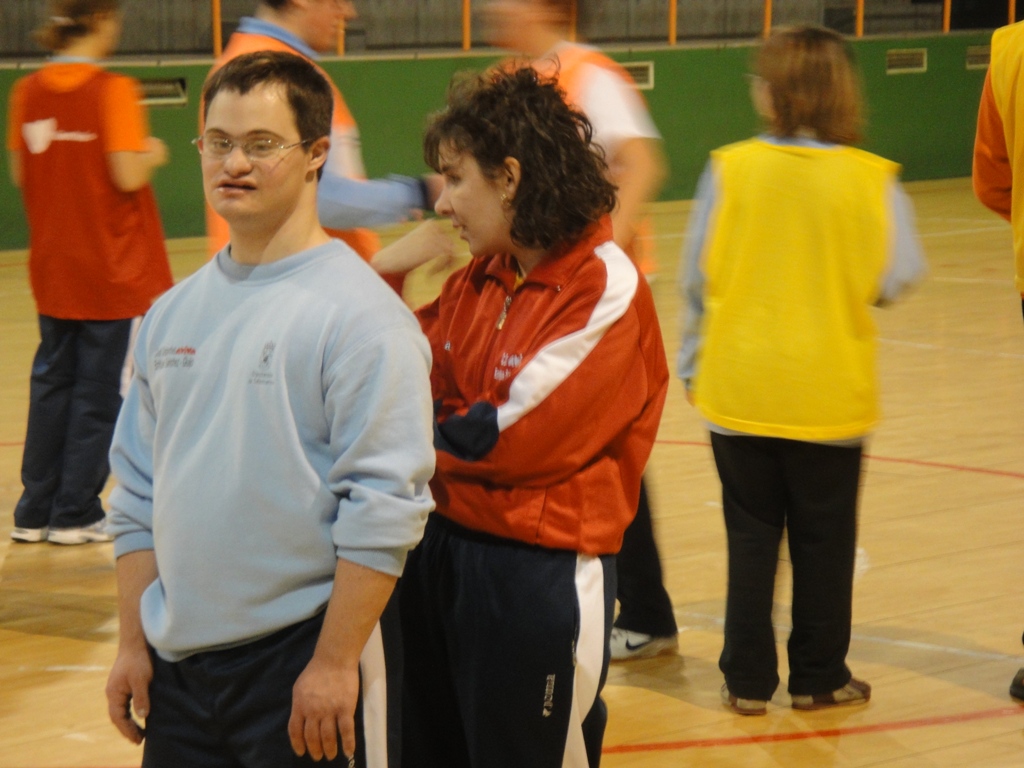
[886,49,927,75]
[622,61,654,90]
[966,45,991,71]
[140,78,188,107]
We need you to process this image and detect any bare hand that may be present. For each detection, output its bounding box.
[287,657,360,762]
[145,137,169,167]
[372,219,455,275]
[105,645,152,745]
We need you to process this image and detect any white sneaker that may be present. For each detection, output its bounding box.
[609,627,678,661]
[11,526,49,543]
[48,519,113,545]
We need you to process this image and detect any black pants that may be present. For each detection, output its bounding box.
[14,315,132,530]
[711,433,862,700]
[401,515,615,768]
[143,597,402,768]
[613,479,678,637]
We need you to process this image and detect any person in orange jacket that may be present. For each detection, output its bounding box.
[484,0,677,662]
[400,67,668,767]
[971,17,1024,703]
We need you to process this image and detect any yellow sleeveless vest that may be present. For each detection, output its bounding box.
[988,21,1024,293]
[695,139,898,441]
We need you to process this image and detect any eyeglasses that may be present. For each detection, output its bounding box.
[192,135,311,161]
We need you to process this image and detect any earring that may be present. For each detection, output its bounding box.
[500,192,511,208]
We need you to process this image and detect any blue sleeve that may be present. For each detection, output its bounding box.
[323,320,435,577]
[316,172,426,230]
[108,332,157,557]
[876,179,927,306]
[676,161,716,385]
[434,401,500,461]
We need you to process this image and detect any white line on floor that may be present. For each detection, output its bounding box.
[675,610,1021,662]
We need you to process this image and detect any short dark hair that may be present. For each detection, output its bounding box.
[756,25,863,145]
[424,67,616,252]
[259,0,290,9]
[203,51,333,147]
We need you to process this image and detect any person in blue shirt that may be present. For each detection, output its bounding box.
[104,51,435,768]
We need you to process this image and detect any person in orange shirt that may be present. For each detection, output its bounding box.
[971,18,1024,703]
[484,0,677,662]
[6,0,173,545]
[206,0,448,293]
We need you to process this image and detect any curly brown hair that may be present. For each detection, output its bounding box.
[424,66,617,252]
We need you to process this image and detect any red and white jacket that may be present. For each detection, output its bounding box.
[416,217,668,555]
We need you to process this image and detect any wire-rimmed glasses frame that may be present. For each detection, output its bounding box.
[192,134,312,162]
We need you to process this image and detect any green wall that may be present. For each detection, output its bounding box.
[0,32,991,251]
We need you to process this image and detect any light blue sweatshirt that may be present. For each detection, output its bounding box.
[108,241,435,660]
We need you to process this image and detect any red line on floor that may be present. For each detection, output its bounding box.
[602,704,1024,754]
[656,439,711,449]
[864,453,1024,480]
[655,439,1024,480]
[13,707,1024,767]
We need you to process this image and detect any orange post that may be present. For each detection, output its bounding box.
[569,0,577,42]
[942,0,951,32]
[1012,0,1017,26]
[763,0,772,39]
[855,0,865,37]
[337,16,345,55]
[212,0,222,57]
[669,0,677,45]
[463,0,471,51]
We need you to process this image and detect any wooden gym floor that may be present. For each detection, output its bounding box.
[0,176,1022,766]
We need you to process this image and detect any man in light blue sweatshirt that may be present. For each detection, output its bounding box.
[202,0,450,299]
[104,51,435,768]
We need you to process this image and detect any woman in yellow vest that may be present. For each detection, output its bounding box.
[679,25,925,715]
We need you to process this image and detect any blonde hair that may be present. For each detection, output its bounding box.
[755,25,863,145]
[34,0,120,52]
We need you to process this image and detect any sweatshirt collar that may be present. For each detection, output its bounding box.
[51,55,99,64]
[215,240,339,284]
[758,133,838,150]
[237,17,320,61]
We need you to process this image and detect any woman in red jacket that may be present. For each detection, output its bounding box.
[6,0,172,545]
[400,67,669,768]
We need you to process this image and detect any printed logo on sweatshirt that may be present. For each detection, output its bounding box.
[493,352,523,383]
[249,341,276,385]
[153,346,196,371]
[22,118,98,154]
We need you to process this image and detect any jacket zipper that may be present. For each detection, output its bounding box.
[496,293,513,330]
